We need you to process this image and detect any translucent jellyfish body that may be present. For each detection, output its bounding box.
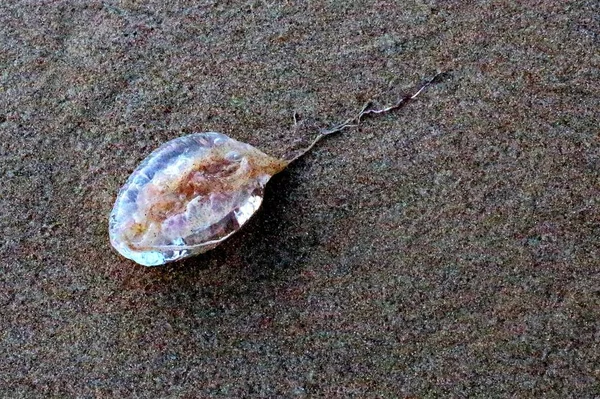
[109,132,287,266]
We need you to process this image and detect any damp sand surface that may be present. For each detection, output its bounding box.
[1,1,598,397]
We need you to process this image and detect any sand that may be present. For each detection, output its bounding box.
[1,1,598,397]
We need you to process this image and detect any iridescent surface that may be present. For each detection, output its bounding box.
[109,132,287,266]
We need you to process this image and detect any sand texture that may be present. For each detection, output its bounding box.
[1,1,598,397]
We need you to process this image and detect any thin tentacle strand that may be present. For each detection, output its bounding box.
[286,71,450,164]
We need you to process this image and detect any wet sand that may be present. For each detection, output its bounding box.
[1,1,598,397]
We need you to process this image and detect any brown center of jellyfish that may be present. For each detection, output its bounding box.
[125,148,287,248]
[146,156,242,223]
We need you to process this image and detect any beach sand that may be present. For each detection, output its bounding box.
[1,1,598,397]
